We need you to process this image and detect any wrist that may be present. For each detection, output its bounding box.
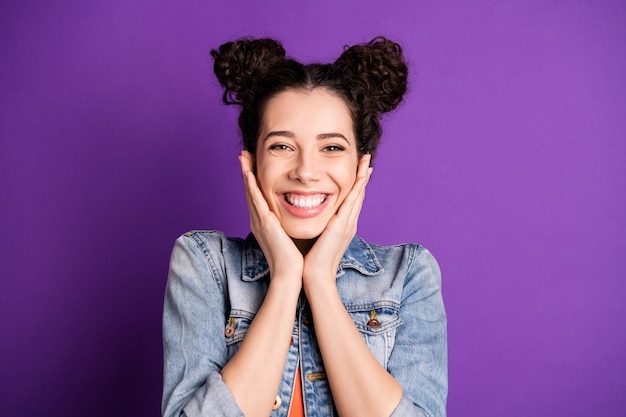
[302,273,338,302]
[267,273,302,298]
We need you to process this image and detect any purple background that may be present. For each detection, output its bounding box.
[1,1,625,416]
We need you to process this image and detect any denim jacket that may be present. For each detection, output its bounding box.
[162,231,447,417]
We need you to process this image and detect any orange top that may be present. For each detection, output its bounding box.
[289,366,305,417]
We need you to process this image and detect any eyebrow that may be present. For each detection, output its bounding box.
[262,131,351,144]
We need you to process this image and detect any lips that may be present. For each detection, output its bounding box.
[284,193,327,209]
[279,192,331,218]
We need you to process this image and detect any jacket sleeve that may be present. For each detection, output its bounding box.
[161,233,244,417]
[388,245,448,417]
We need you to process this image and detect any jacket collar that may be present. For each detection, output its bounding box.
[241,233,384,282]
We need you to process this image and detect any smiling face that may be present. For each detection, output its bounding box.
[255,88,359,241]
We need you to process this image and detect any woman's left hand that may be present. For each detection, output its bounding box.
[300,153,404,417]
[302,154,373,288]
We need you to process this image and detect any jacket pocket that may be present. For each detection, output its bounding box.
[224,310,255,358]
[346,302,402,369]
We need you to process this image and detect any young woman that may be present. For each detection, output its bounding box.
[162,37,447,417]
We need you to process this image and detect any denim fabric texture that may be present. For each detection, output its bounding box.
[162,231,447,417]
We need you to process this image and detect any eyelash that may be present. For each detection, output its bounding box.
[267,144,345,152]
[268,144,293,152]
[323,145,345,152]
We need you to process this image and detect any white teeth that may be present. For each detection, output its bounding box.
[286,193,326,209]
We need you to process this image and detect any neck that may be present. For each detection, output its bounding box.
[293,237,317,255]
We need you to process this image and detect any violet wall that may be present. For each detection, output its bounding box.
[1,1,625,415]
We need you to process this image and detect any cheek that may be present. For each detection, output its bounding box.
[335,166,358,198]
[256,173,272,199]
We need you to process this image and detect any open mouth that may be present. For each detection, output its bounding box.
[284,193,327,209]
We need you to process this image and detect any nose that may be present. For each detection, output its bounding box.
[290,150,320,183]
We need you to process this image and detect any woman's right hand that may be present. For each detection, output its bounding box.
[239,150,303,286]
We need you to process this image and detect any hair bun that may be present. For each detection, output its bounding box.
[334,37,408,113]
[211,38,286,105]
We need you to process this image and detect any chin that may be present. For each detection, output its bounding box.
[283,223,325,241]
[286,230,322,241]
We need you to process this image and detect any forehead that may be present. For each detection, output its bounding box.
[261,88,354,136]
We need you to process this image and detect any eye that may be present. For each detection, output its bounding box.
[323,145,346,152]
[268,143,293,152]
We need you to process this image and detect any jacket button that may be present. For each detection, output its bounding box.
[272,395,282,410]
[306,372,326,382]
[225,317,236,337]
[368,310,380,328]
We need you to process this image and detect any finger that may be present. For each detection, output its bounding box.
[328,165,372,238]
[349,154,372,208]
[246,171,272,216]
[340,158,373,218]
[345,166,372,226]
[338,154,371,214]
[311,171,370,265]
[240,151,265,203]
[356,153,372,181]
[239,150,254,176]
[239,154,265,228]
[239,151,273,219]
[239,152,256,210]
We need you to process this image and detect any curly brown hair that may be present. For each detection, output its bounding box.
[211,37,408,161]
